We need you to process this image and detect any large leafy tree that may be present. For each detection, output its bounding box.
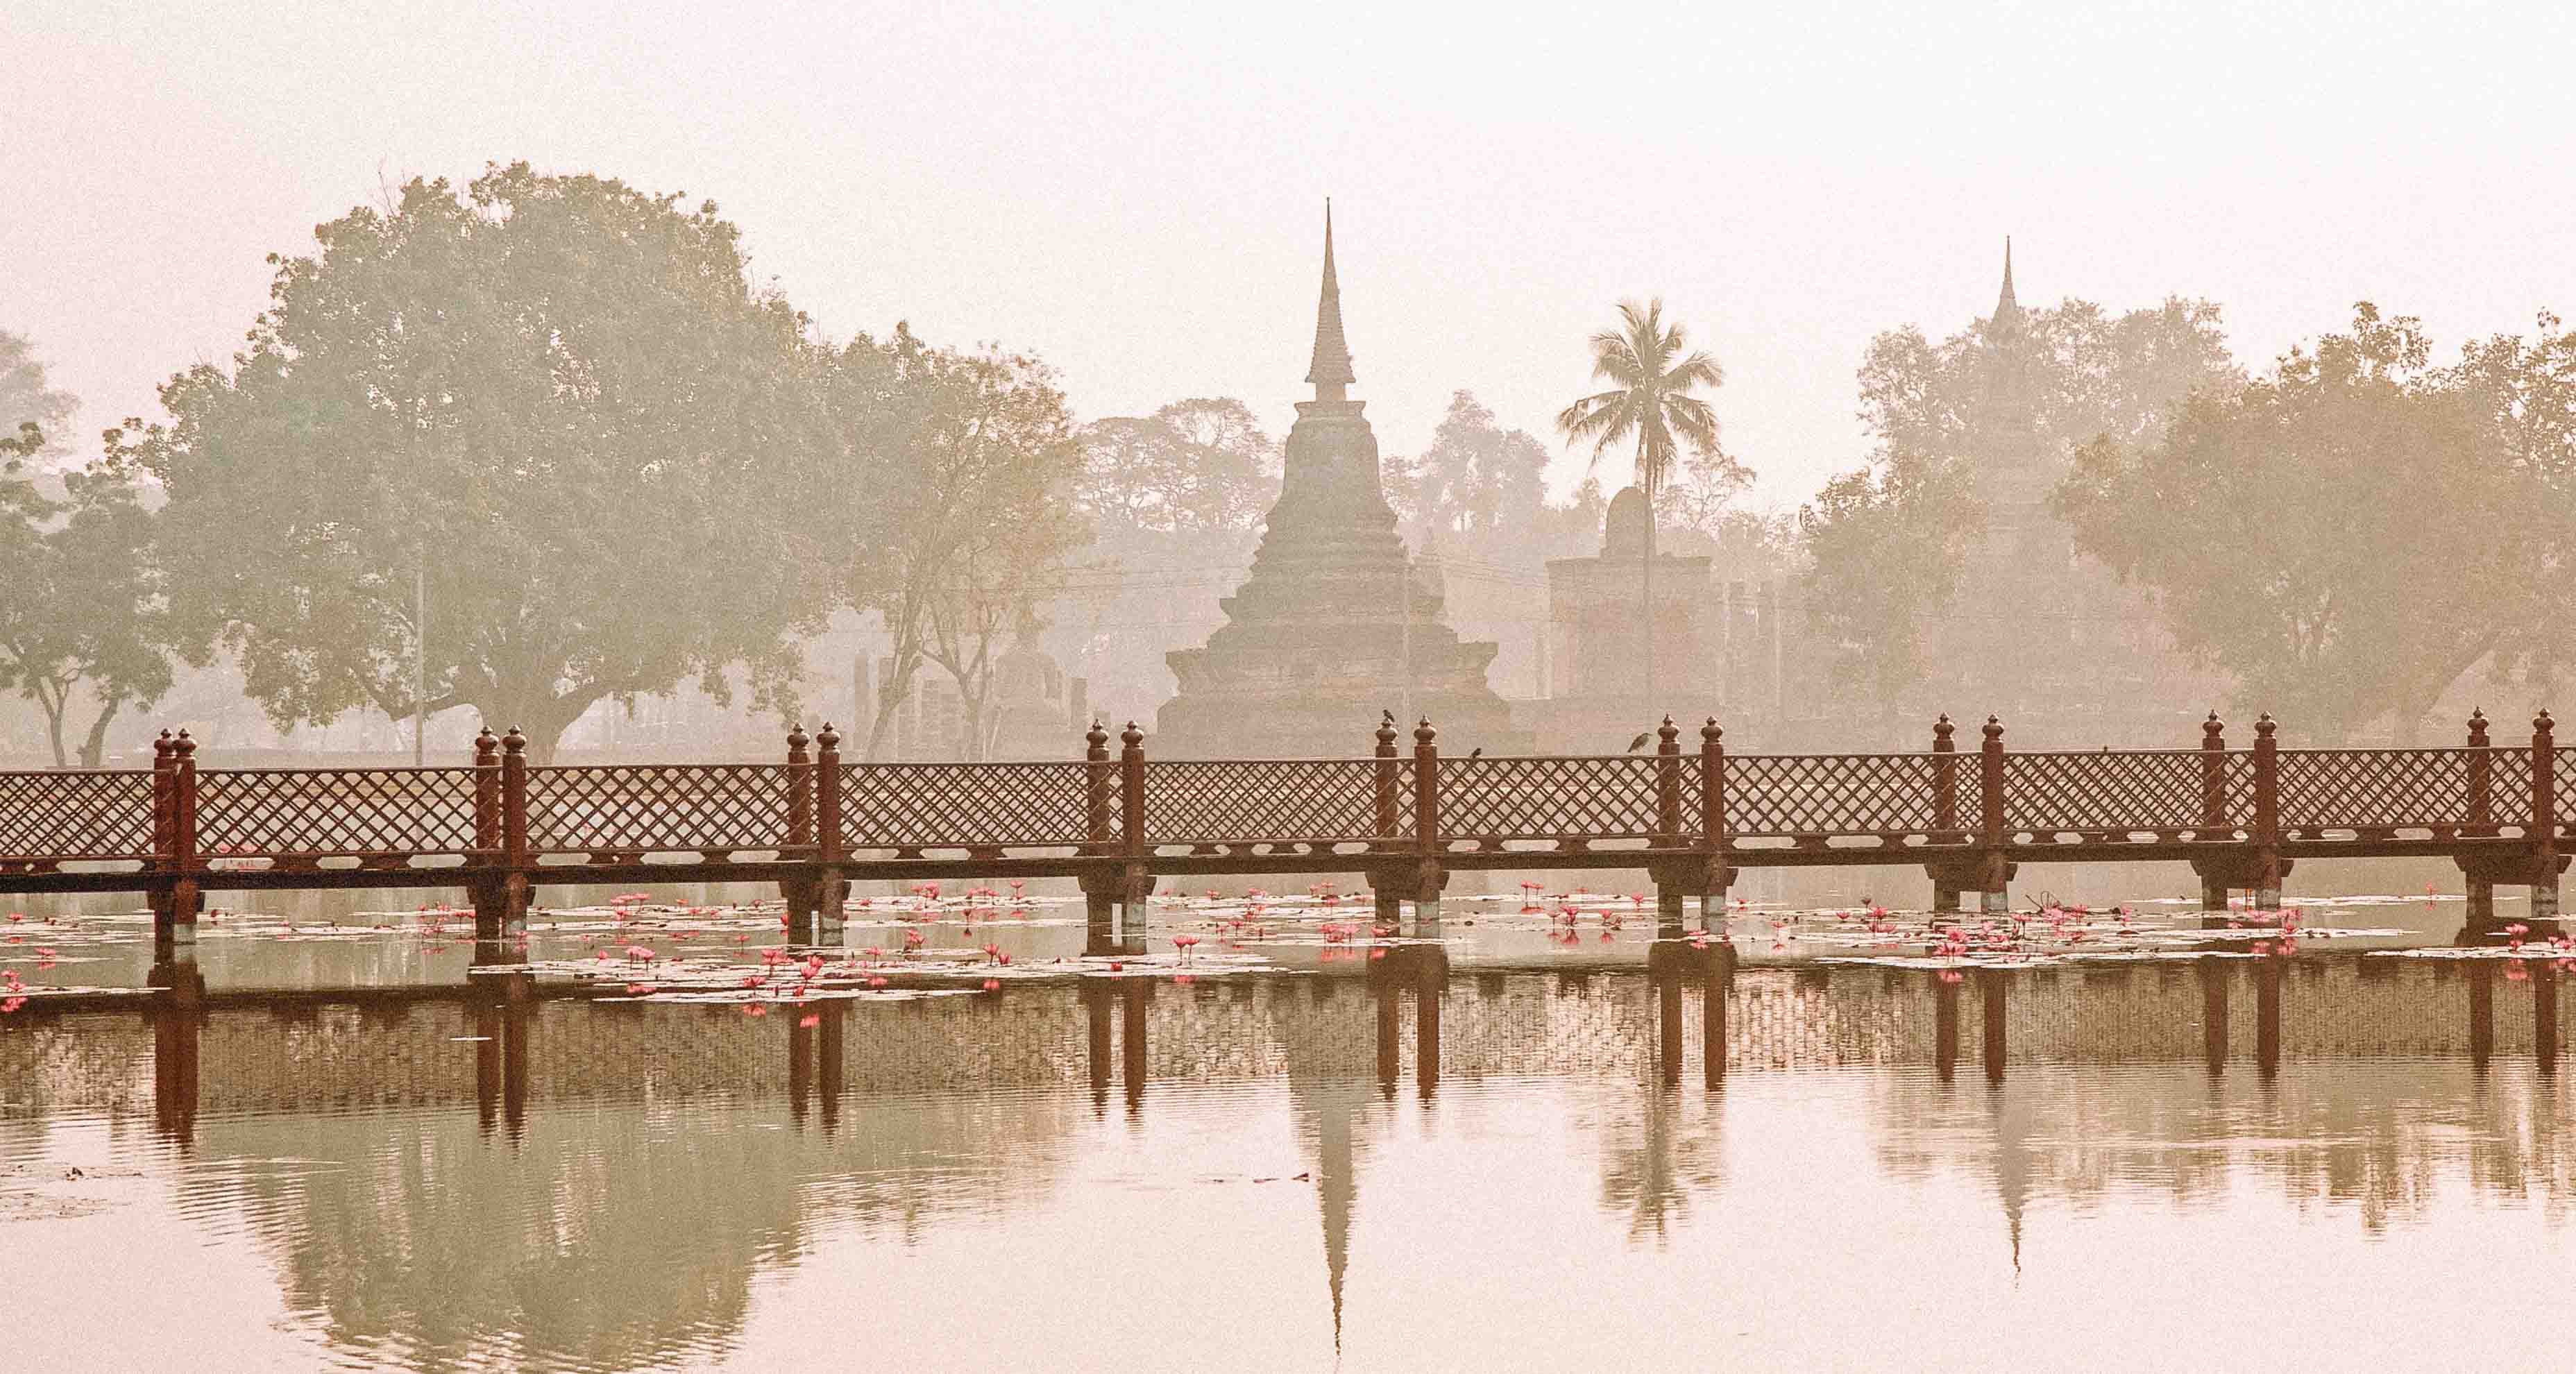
[1804,294,2239,709]
[0,330,77,472]
[837,327,1086,760]
[1060,398,1279,719]
[2056,304,2523,740]
[111,164,845,760]
[0,448,180,766]
[1555,300,1727,703]
[1389,390,1551,537]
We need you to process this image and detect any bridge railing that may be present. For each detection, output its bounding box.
[1,710,2562,881]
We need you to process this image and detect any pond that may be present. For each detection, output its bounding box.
[3,883,2571,1371]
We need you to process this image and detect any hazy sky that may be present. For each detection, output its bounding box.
[7,0,2574,507]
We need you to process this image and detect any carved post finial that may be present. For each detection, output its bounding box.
[1085,720,1110,758]
[2203,711,2224,745]
[1701,716,1722,746]
[1933,714,1955,748]
[1982,715,2003,745]
[2536,709,2555,738]
[1656,715,1680,753]
[172,729,196,760]
[1414,718,1437,749]
[815,722,840,753]
[2255,713,2276,740]
[786,722,811,753]
[2468,709,2489,747]
[1375,715,1400,754]
[1120,721,1144,752]
[501,726,527,756]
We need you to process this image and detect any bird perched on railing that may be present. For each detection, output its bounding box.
[1625,731,1652,753]
[1468,747,1483,758]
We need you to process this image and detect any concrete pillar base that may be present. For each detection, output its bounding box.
[1979,888,2009,916]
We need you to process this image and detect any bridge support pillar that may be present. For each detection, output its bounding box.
[2456,851,2564,941]
[1081,867,1148,956]
[2191,854,2291,922]
[1373,862,1446,938]
[471,872,529,944]
[1924,858,1999,922]
[150,879,202,962]
[1649,857,1707,942]
[786,869,845,947]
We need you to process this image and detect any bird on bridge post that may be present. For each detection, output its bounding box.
[1626,731,1653,754]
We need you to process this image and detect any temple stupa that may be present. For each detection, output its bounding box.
[1155,205,1526,757]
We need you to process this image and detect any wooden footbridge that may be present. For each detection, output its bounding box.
[1,711,2564,951]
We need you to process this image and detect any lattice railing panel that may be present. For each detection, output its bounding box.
[2003,751,2208,833]
[838,763,1093,849]
[2485,749,2537,829]
[196,768,479,859]
[1144,760,1394,845]
[1725,753,1960,838]
[2559,748,2575,833]
[2277,749,2477,832]
[0,770,155,860]
[1443,756,1665,840]
[528,765,790,854]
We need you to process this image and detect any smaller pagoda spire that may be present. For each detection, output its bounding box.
[1992,235,2022,330]
[1305,199,1356,400]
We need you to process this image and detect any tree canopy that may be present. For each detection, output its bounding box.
[110,163,846,758]
[2056,303,2565,739]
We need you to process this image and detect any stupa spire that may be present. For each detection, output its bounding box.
[1305,199,1356,400]
[1992,235,2021,329]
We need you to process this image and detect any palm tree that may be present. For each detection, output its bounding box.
[1556,299,1724,708]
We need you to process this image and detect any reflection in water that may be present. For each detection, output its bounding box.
[3,953,2573,1371]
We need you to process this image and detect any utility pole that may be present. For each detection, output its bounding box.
[412,556,427,766]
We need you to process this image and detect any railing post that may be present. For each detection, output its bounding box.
[2194,712,2230,910]
[1119,722,1149,930]
[1080,722,1117,949]
[1654,715,1682,846]
[149,730,196,958]
[468,725,511,949]
[1978,716,2008,915]
[1412,718,1443,923]
[782,724,817,944]
[786,724,813,854]
[1371,715,1404,928]
[806,724,845,945]
[1931,715,1958,837]
[1700,718,1730,931]
[1650,716,1685,933]
[2534,710,2559,921]
[2253,713,2281,910]
[473,727,502,854]
[1373,716,1401,848]
[2464,709,2492,836]
[487,726,531,942]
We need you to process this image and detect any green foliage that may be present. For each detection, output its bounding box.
[2057,303,2560,740]
[1804,294,2239,709]
[1076,397,1278,535]
[109,164,845,759]
[1555,299,1726,501]
[0,443,181,767]
[0,330,77,470]
[1797,460,1981,711]
[834,327,1085,760]
[1389,390,1551,536]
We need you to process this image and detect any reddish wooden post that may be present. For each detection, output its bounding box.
[786,724,813,854]
[1083,722,1113,851]
[808,724,846,943]
[1654,715,1682,846]
[151,730,176,874]
[1700,718,1730,927]
[472,727,501,854]
[2252,713,2281,910]
[782,724,815,939]
[491,727,531,939]
[1372,715,1403,926]
[1119,722,1149,921]
[1978,716,2008,914]
[2194,712,2230,910]
[1373,716,1402,848]
[1412,718,1443,915]
[1652,716,1684,930]
[2534,710,2559,920]
[1081,721,1116,942]
[1931,715,1958,837]
[155,731,201,956]
[2464,709,2492,836]
[2200,713,2228,831]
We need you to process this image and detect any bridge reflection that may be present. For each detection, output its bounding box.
[11,945,2573,1371]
